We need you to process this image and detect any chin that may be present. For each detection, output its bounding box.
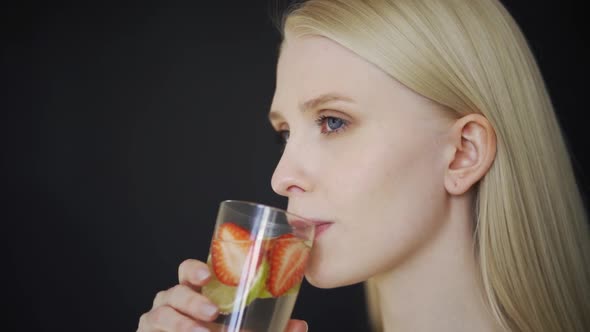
[304,251,342,288]
[304,272,342,289]
[304,264,366,289]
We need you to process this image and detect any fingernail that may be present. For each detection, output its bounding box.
[200,303,218,318]
[303,321,309,332]
[195,268,210,282]
[191,327,209,332]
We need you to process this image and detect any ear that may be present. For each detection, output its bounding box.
[444,114,497,195]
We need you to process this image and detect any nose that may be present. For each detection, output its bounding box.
[271,143,312,197]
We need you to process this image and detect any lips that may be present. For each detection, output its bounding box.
[289,218,332,239]
[289,219,334,239]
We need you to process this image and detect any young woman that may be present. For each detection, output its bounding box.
[137,0,590,331]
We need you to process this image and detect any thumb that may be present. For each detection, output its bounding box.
[285,319,308,332]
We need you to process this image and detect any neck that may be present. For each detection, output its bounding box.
[371,195,500,332]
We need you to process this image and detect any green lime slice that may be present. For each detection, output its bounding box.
[245,259,269,304]
[202,274,237,313]
[258,287,273,299]
[202,259,269,314]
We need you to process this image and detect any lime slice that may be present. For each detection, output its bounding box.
[245,259,269,304]
[202,259,269,314]
[202,274,238,313]
[258,287,273,299]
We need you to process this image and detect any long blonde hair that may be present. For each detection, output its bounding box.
[278,0,590,331]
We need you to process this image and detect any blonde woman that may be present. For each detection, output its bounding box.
[137,0,589,331]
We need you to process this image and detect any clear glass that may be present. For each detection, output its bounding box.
[201,200,315,332]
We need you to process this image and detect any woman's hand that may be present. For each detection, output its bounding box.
[137,259,308,332]
[137,259,219,331]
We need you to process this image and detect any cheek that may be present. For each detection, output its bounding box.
[305,132,447,288]
[336,130,445,212]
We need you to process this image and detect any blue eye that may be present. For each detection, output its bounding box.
[327,117,344,130]
[316,115,349,134]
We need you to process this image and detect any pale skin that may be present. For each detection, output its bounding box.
[138,32,500,331]
[136,259,308,332]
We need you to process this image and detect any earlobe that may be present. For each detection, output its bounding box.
[444,114,497,195]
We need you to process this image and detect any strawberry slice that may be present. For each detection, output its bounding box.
[215,222,251,241]
[211,222,253,286]
[267,234,311,297]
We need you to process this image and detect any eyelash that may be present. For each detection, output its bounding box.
[315,115,349,135]
[274,114,350,145]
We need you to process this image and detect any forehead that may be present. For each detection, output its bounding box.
[271,34,444,121]
[273,34,386,105]
[277,34,368,75]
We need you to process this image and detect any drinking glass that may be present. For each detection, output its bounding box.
[201,200,315,332]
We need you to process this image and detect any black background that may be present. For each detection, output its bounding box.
[2,1,588,331]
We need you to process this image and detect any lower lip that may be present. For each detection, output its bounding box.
[314,223,332,239]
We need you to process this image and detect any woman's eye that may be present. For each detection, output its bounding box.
[316,115,348,134]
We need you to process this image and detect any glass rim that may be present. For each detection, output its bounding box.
[221,199,311,222]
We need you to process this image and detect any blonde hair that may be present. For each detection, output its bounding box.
[279,0,590,331]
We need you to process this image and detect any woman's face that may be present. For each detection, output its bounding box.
[269,34,455,288]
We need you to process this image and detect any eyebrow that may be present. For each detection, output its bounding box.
[268,93,355,122]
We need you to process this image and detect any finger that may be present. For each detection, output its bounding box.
[152,289,165,309]
[178,259,212,288]
[285,319,308,332]
[153,284,219,322]
[141,305,206,332]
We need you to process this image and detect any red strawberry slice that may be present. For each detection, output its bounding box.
[211,222,253,286]
[215,222,251,241]
[267,234,311,297]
